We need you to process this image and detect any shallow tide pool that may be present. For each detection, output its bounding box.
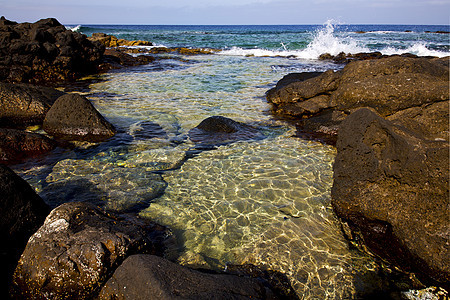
[16,53,384,298]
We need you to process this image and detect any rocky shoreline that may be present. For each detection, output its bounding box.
[267,54,449,290]
[0,16,449,299]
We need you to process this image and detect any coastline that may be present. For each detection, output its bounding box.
[0,17,449,299]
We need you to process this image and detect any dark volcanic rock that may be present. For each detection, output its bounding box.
[329,56,449,116]
[0,17,104,83]
[188,116,260,145]
[129,120,168,140]
[12,202,169,299]
[99,48,155,70]
[267,56,450,142]
[0,82,65,127]
[0,164,49,298]
[331,108,449,286]
[43,93,116,142]
[98,254,278,300]
[0,128,56,164]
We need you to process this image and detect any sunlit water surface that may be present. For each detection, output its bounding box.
[16,53,387,299]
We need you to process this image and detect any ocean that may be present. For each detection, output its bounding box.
[14,22,450,298]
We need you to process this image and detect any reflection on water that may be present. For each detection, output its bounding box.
[139,133,375,298]
[15,54,391,298]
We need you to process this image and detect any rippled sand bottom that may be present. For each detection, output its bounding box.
[138,134,374,299]
[14,54,389,298]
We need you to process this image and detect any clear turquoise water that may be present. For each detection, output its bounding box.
[14,22,449,298]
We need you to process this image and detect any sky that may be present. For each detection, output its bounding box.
[1,0,449,25]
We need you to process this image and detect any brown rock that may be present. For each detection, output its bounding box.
[0,82,65,127]
[98,254,279,300]
[0,164,49,298]
[0,128,56,164]
[43,93,116,142]
[267,56,450,142]
[88,33,153,48]
[12,202,169,299]
[331,108,449,286]
[329,56,449,116]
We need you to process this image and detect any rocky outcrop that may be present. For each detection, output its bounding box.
[12,202,169,299]
[88,32,153,47]
[0,164,49,298]
[0,17,104,84]
[146,46,220,55]
[268,56,450,287]
[267,56,450,143]
[99,48,155,70]
[331,108,449,286]
[188,116,261,146]
[99,254,281,299]
[0,128,56,164]
[43,93,116,142]
[0,82,64,127]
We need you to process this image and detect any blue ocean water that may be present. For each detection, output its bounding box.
[70,22,450,58]
[16,22,449,298]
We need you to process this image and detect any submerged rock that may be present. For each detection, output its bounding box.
[43,158,167,212]
[0,165,49,298]
[129,120,168,140]
[43,93,116,142]
[188,116,261,146]
[0,82,65,127]
[331,108,449,286]
[0,128,56,164]
[98,254,279,299]
[12,202,169,299]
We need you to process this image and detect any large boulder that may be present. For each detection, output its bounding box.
[331,108,449,286]
[329,56,449,116]
[0,128,56,164]
[12,202,169,299]
[0,82,64,127]
[0,17,104,83]
[267,56,450,142]
[43,93,116,142]
[98,254,279,299]
[0,165,49,298]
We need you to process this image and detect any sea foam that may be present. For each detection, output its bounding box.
[66,25,82,32]
[220,20,369,60]
[219,20,449,59]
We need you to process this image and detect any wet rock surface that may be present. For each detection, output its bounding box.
[43,158,167,212]
[331,108,449,286]
[0,82,64,127]
[98,254,280,300]
[267,56,450,143]
[0,164,49,298]
[268,55,450,289]
[12,202,169,299]
[98,48,156,71]
[43,93,116,142]
[0,17,104,84]
[188,116,262,146]
[0,128,56,164]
